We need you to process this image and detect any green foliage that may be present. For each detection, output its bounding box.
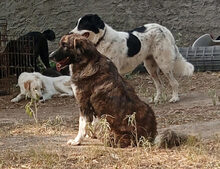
[25,101,34,117]
[25,94,40,123]
[49,61,56,68]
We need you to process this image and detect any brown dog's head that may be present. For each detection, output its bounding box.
[50,34,100,74]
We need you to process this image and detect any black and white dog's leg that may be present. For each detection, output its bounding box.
[165,71,179,103]
[67,115,87,145]
[144,57,162,103]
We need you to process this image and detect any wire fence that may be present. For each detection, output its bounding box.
[0,19,35,95]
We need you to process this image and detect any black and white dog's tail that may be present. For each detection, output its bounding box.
[173,46,194,76]
[42,29,56,41]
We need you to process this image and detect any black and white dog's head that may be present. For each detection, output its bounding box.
[70,14,106,46]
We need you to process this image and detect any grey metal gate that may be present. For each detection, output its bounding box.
[179,46,220,72]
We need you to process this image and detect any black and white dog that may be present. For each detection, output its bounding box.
[69,14,194,103]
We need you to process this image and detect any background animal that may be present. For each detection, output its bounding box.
[42,67,63,77]
[69,14,194,103]
[18,29,56,70]
[11,72,73,102]
[1,30,55,79]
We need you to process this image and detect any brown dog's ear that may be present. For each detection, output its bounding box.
[73,38,77,50]
[71,36,82,50]
[73,38,86,55]
[24,80,31,91]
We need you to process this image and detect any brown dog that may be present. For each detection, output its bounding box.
[50,34,157,147]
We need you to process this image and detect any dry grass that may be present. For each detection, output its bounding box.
[0,137,219,169]
[128,72,220,100]
[0,116,74,138]
[1,72,220,168]
[0,117,220,169]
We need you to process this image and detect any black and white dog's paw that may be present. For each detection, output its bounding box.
[67,139,81,146]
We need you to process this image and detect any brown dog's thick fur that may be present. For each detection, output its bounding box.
[51,34,157,147]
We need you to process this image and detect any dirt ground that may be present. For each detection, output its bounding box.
[0,72,220,168]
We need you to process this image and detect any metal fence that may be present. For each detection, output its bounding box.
[0,19,35,95]
[179,46,220,72]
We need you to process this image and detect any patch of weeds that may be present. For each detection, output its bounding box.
[28,148,60,167]
[138,136,152,151]
[0,128,9,138]
[184,135,199,148]
[124,73,135,80]
[73,146,120,168]
[40,116,64,135]
[153,90,169,106]
[25,96,40,123]
[125,112,139,147]
[181,136,206,159]
[213,135,220,143]
[86,121,97,139]
[175,32,183,46]
[208,89,219,106]
[160,90,169,104]
[148,93,155,104]
[137,83,155,99]
[0,148,61,169]
[95,115,114,147]
[125,112,152,149]
[43,115,64,127]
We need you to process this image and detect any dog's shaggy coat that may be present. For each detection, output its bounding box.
[70,14,194,103]
[50,34,157,148]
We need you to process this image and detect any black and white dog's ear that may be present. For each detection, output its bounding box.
[92,14,105,30]
[75,14,105,34]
